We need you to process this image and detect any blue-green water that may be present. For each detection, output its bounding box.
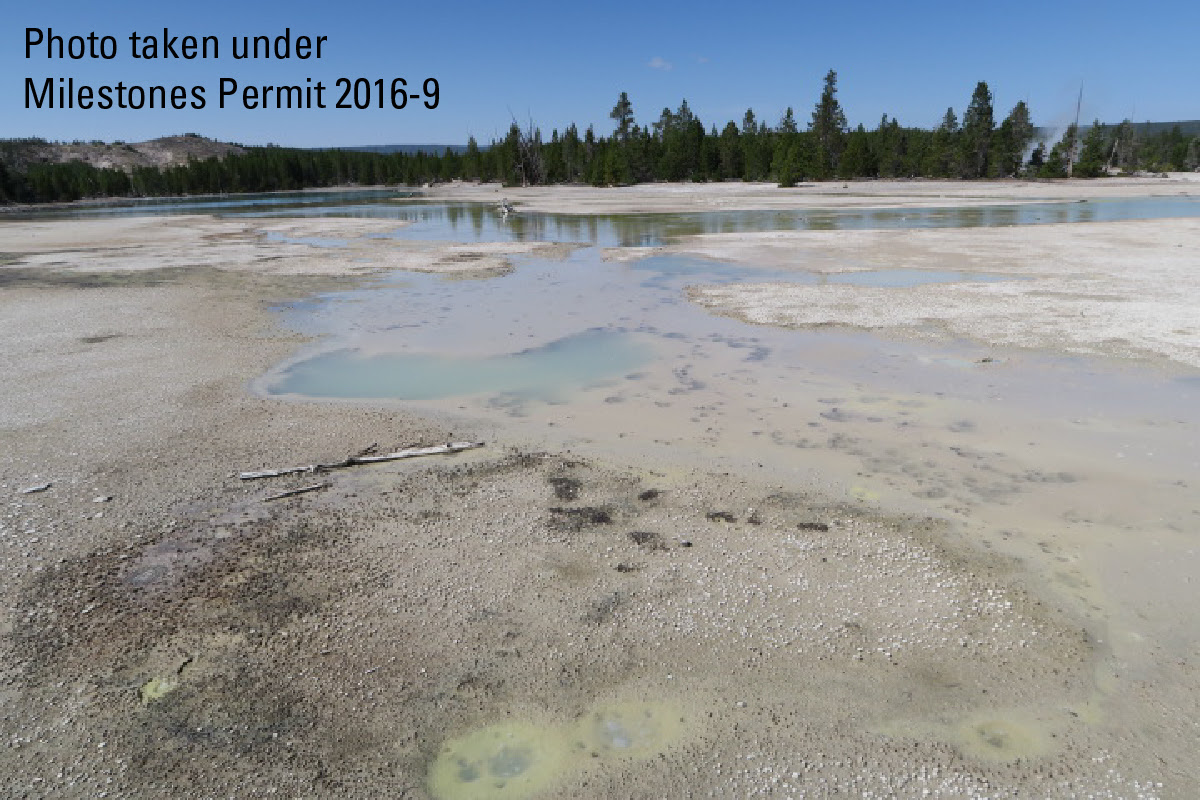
[260,247,1029,402]
[271,328,651,401]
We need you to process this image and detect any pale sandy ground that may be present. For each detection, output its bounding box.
[676,218,1200,367]
[0,181,1196,798]
[428,173,1200,213]
[0,215,565,279]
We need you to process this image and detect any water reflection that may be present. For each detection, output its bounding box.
[16,191,1199,246]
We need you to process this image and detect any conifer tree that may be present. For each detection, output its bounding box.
[610,92,635,142]
[779,107,798,135]
[810,69,847,179]
[1074,121,1110,177]
[960,81,994,178]
[927,107,960,177]
[989,101,1033,177]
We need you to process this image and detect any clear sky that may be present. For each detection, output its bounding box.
[5,0,1197,147]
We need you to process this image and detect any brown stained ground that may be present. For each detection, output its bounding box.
[3,443,1107,797]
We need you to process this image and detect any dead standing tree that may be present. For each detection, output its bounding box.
[506,114,545,186]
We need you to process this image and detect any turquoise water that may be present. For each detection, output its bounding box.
[260,247,1028,402]
[270,329,651,401]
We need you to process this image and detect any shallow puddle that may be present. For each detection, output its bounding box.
[261,247,1024,404]
[267,328,652,401]
[427,701,686,800]
[427,721,570,800]
[875,709,1058,764]
[570,701,685,760]
[955,715,1050,761]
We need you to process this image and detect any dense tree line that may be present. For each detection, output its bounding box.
[3,72,1198,204]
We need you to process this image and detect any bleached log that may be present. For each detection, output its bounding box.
[239,441,484,480]
[264,482,330,502]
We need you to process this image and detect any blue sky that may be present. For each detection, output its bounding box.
[5,0,1197,147]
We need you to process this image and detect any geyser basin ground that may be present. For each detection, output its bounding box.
[1,177,1198,798]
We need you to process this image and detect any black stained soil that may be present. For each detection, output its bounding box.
[1,447,1102,798]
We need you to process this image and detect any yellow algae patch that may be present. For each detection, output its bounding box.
[139,677,176,705]
[953,713,1051,762]
[570,701,685,760]
[427,721,569,800]
[850,485,879,503]
[874,709,1057,764]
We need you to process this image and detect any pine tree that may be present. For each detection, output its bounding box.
[1027,142,1046,175]
[1039,125,1076,178]
[960,81,994,178]
[718,121,742,180]
[990,101,1033,177]
[463,136,482,180]
[610,92,634,142]
[1006,102,1033,159]
[838,125,876,178]
[779,107,798,135]
[1074,121,1110,177]
[927,107,960,177]
[810,69,847,179]
[874,114,903,178]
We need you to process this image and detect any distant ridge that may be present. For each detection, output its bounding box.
[328,144,473,155]
[1034,119,1200,138]
[1114,119,1200,136]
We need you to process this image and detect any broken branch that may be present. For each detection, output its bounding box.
[264,482,330,502]
[240,441,485,480]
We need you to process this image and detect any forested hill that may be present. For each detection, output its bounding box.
[3,72,1198,204]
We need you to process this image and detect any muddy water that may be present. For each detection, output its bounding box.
[249,197,1200,795]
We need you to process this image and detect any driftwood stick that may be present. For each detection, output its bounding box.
[264,482,330,502]
[240,441,485,481]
